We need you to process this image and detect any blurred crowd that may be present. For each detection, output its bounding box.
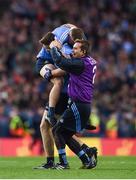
[0,0,136,139]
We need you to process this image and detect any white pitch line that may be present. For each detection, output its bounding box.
[100,161,136,164]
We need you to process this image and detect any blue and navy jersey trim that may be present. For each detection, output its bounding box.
[52,25,70,45]
[71,102,81,132]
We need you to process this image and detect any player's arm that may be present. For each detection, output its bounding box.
[35,47,47,73]
[57,58,84,75]
[35,57,46,73]
[39,67,66,82]
[49,40,62,49]
[56,57,84,75]
[50,47,84,75]
[49,40,71,59]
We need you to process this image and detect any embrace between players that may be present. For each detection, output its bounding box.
[34,24,98,170]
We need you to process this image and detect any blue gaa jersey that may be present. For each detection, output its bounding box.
[61,43,72,55]
[36,47,53,64]
[52,24,87,45]
[52,24,75,45]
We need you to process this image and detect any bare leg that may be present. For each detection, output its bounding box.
[49,77,63,107]
[40,64,63,121]
[40,110,54,157]
[47,77,63,124]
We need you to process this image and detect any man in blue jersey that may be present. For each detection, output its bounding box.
[50,39,97,169]
[34,26,97,169]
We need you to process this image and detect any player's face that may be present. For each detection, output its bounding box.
[72,42,84,58]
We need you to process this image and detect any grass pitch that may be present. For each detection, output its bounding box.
[0,156,136,179]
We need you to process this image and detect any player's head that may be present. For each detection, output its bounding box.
[72,39,90,58]
[69,28,85,45]
[39,32,55,50]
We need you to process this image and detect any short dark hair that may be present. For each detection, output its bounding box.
[70,28,84,41]
[75,39,90,55]
[39,32,55,46]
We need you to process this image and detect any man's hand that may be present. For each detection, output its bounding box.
[44,68,52,81]
[49,40,62,49]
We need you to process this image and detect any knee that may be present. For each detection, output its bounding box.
[53,78,63,87]
[40,121,45,131]
[40,120,50,133]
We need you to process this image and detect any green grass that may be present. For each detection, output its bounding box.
[0,156,136,179]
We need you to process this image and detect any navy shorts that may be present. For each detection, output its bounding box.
[59,100,91,133]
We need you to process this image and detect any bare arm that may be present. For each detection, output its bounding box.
[49,40,62,49]
[50,41,71,59]
[51,68,66,77]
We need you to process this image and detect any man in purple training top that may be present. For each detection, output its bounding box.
[50,39,97,169]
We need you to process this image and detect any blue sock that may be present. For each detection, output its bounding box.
[58,148,68,165]
[78,150,89,164]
